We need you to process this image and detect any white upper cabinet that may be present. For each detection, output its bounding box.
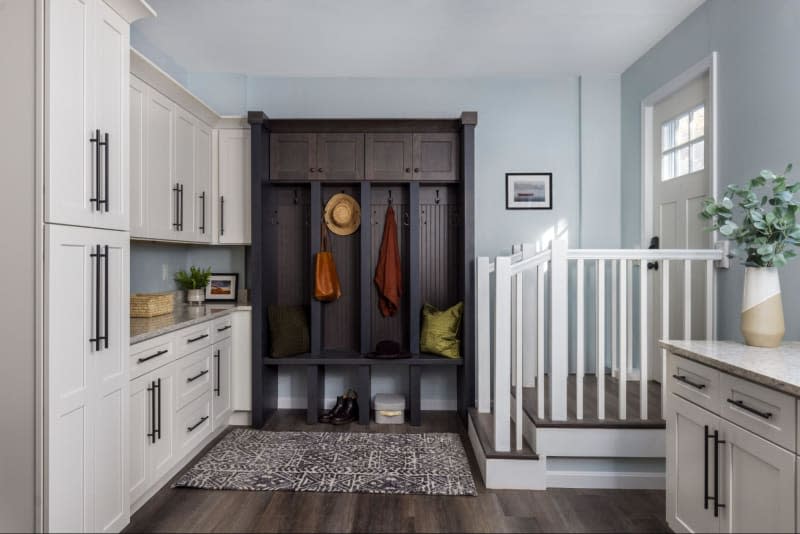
[46,0,131,231]
[174,107,196,239]
[129,75,147,236]
[144,88,175,240]
[194,123,213,242]
[217,129,251,245]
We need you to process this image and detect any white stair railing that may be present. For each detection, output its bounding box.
[476,239,727,452]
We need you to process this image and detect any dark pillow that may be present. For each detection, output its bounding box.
[267,305,309,357]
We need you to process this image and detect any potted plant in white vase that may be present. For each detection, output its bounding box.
[175,266,212,305]
[701,165,800,347]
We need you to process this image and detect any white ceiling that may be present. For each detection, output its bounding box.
[134,0,704,78]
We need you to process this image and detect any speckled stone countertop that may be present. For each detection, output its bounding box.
[660,340,800,397]
[131,303,252,345]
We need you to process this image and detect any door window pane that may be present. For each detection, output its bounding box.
[662,152,674,180]
[690,140,705,172]
[662,122,674,150]
[690,106,705,140]
[676,146,690,176]
[675,114,690,145]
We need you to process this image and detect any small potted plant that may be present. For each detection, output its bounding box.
[701,165,800,347]
[175,266,213,305]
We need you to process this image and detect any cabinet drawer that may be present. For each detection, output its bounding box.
[211,315,233,343]
[176,322,212,356]
[130,336,175,379]
[720,372,795,451]
[668,354,719,411]
[176,347,213,409]
[175,390,212,455]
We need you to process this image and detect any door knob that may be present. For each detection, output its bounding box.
[647,236,660,270]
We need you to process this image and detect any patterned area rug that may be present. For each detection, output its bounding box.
[175,428,477,496]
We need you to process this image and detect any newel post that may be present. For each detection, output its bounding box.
[549,239,568,421]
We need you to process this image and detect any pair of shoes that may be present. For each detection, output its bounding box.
[318,389,359,425]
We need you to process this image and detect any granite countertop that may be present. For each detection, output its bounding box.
[131,302,252,345]
[660,339,800,397]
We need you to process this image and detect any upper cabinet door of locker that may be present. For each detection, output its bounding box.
[194,122,213,243]
[365,133,412,182]
[45,0,96,229]
[145,89,175,240]
[317,133,364,181]
[218,129,251,244]
[270,133,316,181]
[412,133,459,182]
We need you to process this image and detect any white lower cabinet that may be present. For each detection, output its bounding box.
[667,353,797,534]
[212,336,233,430]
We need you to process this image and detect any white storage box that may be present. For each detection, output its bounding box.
[374,393,405,424]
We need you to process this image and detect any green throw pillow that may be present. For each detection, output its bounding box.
[420,302,464,359]
[268,305,309,358]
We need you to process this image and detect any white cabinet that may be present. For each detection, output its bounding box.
[46,224,130,533]
[231,309,252,413]
[174,107,196,239]
[45,0,130,231]
[195,123,213,242]
[217,129,251,244]
[212,336,233,430]
[129,75,147,237]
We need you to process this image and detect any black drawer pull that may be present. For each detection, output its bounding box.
[727,398,773,420]
[187,416,208,432]
[187,333,209,343]
[187,369,209,382]
[138,349,169,364]
[672,374,706,390]
[217,325,232,332]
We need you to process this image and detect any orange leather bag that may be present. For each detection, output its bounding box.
[314,223,342,302]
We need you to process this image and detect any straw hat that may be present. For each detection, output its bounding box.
[324,193,361,236]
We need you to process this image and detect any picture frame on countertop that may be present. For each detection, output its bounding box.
[506,172,553,210]
[206,273,239,302]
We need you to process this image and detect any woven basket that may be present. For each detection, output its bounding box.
[130,292,175,318]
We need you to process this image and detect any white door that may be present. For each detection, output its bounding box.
[149,362,178,483]
[145,89,175,240]
[129,76,148,237]
[212,337,232,429]
[218,129,251,244]
[45,0,96,229]
[174,108,196,240]
[650,73,711,382]
[666,394,719,534]
[92,0,129,230]
[720,421,795,533]
[195,122,213,242]
[128,374,150,505]
[46,225,129,533]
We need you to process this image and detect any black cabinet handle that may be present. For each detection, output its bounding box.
[103,245,108,349]
[187,333,209,343]
[138,349,168,364]
[147,381,156,443]
[712,429,725,516]
[216,325,231,332]
[179,183,184,231]
[214,350,220,396]
[155,378,162,440]
[726,398,773,419]
[187,416,208,432]
[220,196,225,236]
[88,245,107,350]
[199,191,206,233]
[187,369,209,382]
[672,374,706,390]
[95,132,109,212]
[173,183,181,230]
[89,129,101,211]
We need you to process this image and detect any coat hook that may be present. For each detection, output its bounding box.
[435,189,440,204]
[388,189,393,205]
[403,211,410,226]
[293,188,298,205]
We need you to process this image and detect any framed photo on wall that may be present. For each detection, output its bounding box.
[206,273,239,302]
[506,172,553,210]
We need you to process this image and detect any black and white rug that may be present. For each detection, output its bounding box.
[174,428,477,496]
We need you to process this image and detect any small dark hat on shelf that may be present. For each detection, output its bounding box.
[365,339,409,360]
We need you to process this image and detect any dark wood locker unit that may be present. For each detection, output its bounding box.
[317,133,364,181]
[269,133,315,181]
[248,113,477,429]
[413,132,459,182]
[365,133,413,182]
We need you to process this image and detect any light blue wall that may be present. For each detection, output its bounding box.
[621,0,800,341]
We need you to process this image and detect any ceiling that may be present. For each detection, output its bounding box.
[134,0,704,78]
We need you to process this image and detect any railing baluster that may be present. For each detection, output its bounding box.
[661,260,670,417]
[537,263,545,420]
[640,260,648,420]
[596,259,605,420]
[706,259,714,340]
[522,244,537,388]
[576,259,584,420]
[611,260,618,379]
[476,257,491,413]
[515,272,523,450]
[493,256,512,452]
[684,259,692,339]
[619,259,627,420]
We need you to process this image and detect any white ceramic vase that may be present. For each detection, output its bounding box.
[741,267,785,347]
[186,288,205,305]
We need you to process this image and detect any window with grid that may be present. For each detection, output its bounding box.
[661,105,704,181]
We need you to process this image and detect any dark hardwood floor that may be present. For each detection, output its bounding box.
[126,411,669,533]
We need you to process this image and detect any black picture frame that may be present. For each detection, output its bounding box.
[205,273,239,302]
[505,172,553,210]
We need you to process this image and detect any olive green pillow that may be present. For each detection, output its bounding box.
[420,302,464,359]
[267,305,309,358]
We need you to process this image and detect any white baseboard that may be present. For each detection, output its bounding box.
[228,411,251,426]
[547,470,665,489]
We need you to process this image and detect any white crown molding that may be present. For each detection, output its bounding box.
[106,0,156,23]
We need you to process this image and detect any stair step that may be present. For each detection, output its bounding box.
[467,408,538,460]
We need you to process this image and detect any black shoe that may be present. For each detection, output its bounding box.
[318,395,345,424]
[332,393,359,425]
